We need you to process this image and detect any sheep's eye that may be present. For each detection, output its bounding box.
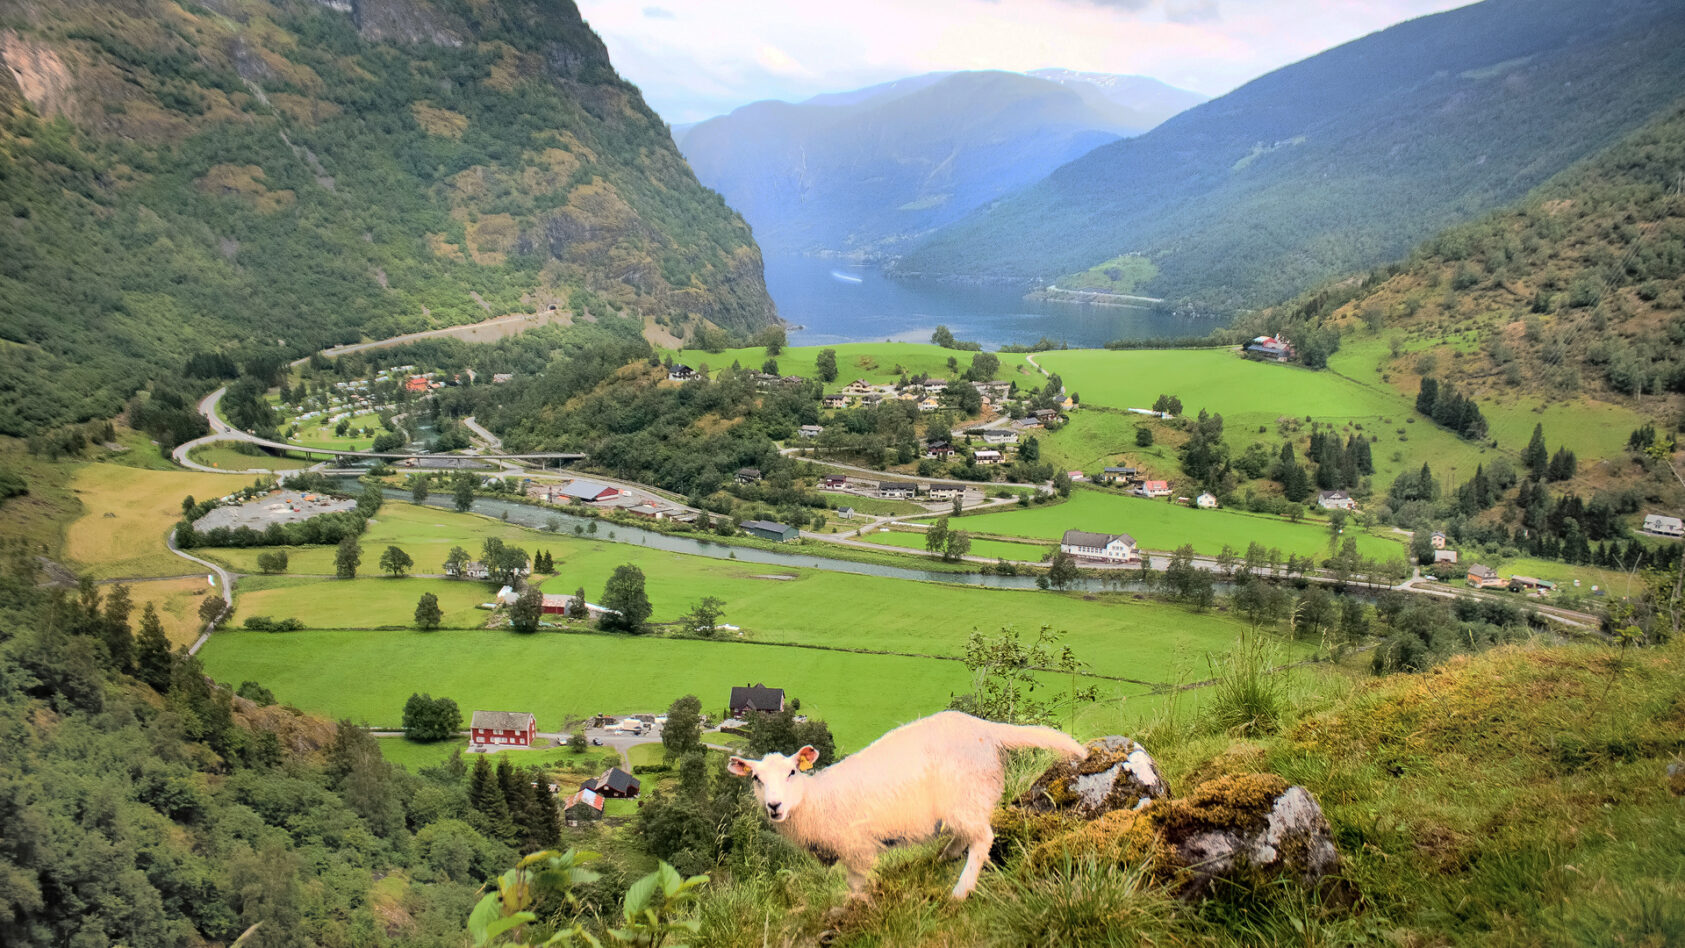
[788,769,796,778]
[752,775,761,784]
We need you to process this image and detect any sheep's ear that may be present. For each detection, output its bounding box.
[795,745,819,771]
[726,757,754,777]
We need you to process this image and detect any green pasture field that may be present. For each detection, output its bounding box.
[199,629,980,750]
[664,342,1033,392]
[1034,349,1498,488]
[1055,254,1159,294]
[212,500,1273,679]
[376,737,623,774]
[236,575,493,628]
[1036,411,1177,476]
[861,529,1052,563]
[955,488,1403,562]
[187,443,313,471]
[817,493,928,517]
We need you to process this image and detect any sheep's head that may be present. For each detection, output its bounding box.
[728,745,819,823]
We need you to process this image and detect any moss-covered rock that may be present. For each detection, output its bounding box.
[1014,735,1170,818]
[1152,774,1339,898]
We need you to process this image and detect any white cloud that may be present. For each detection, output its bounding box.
[575,0,1475,124]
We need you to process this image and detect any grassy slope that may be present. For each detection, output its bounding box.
[185,443,312,471]
[685,640,1685,946]
[65,463,250,578]
[958,489,1401,561]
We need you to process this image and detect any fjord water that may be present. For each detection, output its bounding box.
[766,254,1192,349]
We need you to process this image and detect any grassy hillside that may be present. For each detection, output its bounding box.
[893,0,1685,313]
[0,0,776,433]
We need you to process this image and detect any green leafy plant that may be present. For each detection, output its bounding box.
[469,849,708,947]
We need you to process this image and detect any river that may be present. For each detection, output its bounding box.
[766,254,1193,350]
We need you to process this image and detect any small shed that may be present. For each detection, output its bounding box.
[736,467,763,484]
[564,788,604,823]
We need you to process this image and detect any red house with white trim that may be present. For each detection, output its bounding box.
[470,710,536,749]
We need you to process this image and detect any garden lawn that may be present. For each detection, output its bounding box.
[234,575,492,629]
[66,464,250,579]
[199,629,974,751]
[1038,410,1177,476]
[956,488,1403,562]
[665,343,1031,392]
[1034,348,1498,488]
[861,529,1052,563]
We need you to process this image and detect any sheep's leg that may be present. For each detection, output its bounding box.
[949,825,994,900]
[939,835,966,860]
[842,852,878,899]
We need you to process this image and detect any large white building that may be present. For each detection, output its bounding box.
[1060,529,1138,563]
[1642,513,1683,538]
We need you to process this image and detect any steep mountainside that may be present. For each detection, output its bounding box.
[1281,101,1685,411]
[894,0,1685,313]
[674,70,1202,257]
[0,0,775,434]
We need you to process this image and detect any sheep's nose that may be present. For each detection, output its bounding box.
[766,802,782,817]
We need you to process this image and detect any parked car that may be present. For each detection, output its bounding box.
[591,738,603,746]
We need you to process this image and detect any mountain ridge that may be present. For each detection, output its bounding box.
[893,0,1685,314]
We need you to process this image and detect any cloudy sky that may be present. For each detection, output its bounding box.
[574,0,1476,124]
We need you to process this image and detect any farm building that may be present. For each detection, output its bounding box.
[557,479,619,503]
[582,768,641,799]
[740,520,798,543]
[1066,470,1086,482]
[1317,490,1357,511]
[729,683,786,716]
[1433,549,1460,565]
[837,506,855,519]
[564,788,604,823]
[1509,576,1557,594]
[1642,513,1683,538]
[1101,466,1138,485]
[879,481,917,500]
[626,503,668,519]
[799,425,824,438]
[1134,480,1171,498]
[1196,492,1219,509]
[539,594,618,620]
[470,710,536,749]
[1243,335,1295,362]
[736,467,762,484]
[1059,529,1138,563]
[1466,565,1505,588]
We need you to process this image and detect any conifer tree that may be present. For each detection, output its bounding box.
[102,583,134,673]
[469,755,516,843]
[135,602,173,691]
[1523,424,1549,479]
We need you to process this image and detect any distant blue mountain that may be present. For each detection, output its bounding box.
[674,70,1205,256]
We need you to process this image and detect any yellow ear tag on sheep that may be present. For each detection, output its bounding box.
[797,756,814,771]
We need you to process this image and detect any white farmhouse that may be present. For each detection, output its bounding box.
[1059,529,1138,563]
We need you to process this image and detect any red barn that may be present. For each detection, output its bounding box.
[470,710,536,749]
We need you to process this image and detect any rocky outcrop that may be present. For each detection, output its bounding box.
[998,739,1340,899]
[1015,735,1170,818]
[351,0,465,47]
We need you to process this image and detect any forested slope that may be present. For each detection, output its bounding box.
[894,0,1685,314]
[0,0,776,434]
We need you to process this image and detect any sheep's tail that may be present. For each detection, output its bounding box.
[983,721,1087,759]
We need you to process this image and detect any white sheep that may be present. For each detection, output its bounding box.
[727,710,1086,899]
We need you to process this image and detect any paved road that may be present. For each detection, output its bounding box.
[165,528,238,655]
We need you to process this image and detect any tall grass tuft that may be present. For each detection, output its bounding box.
[1202,634,1294,736]
[974,855,1174,947]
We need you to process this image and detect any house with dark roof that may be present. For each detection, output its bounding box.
[582,767,641,799]
[728,683,786,717]
[740,520,798,542]
[878,481,917,500]
[667,364,696,381]
[822,393,848,409]
[1059,529,1138,563]
[736,467,762,484]
[470,710,536,749]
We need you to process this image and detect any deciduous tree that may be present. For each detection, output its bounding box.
[415,592,443,630]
